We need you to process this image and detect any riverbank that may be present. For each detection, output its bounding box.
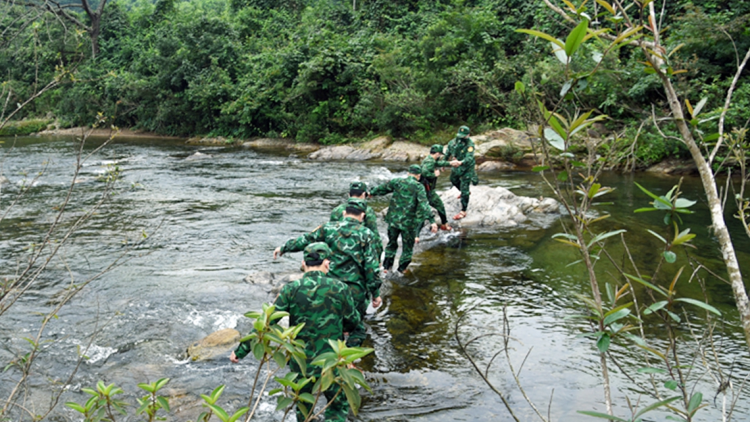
[8,123,698,175]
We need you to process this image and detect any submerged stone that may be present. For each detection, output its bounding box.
[186,328,240,362]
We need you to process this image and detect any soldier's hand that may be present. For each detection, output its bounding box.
[450,160,461,167]
[434,170,440,177]
[273,247,282,259]
[372,296,382,309]
[414,237,420,244]
[430,223,438,233]
[229,352,239,363]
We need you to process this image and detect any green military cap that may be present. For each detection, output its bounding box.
[349,181,369,192]
[346,197,368,213]
[304,242,331,263]
[430,144,444,154]
[408,164,422,174]
[457,125,471,138]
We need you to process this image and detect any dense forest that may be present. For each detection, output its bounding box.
[1,0,748,164]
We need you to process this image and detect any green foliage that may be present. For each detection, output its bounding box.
[0,119,51,136]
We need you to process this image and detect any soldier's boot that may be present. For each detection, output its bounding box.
[382,257,394,273]
[439,224,452,231]
[397,260,411,273]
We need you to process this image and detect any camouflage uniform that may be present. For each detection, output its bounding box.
[444,126,478,212]
[420,145,453,225]
[370,165,435,272]
[279,199,381,331]
[235,243,361,422]
[330,182,383,260]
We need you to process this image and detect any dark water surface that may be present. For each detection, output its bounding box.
[1,136,749,421]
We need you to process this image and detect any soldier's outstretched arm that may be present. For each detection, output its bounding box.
[369,180,394,197]
[275,225,325,257]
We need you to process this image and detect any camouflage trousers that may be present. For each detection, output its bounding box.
[344,283,367,348]
[293,366,349,422]
[427,190,447,225]
[383,225,417,272]
[450,171,478,212]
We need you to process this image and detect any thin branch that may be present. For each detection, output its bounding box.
[709,46,750,165]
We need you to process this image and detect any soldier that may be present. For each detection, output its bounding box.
[420,144,457,231]
[330,181,383,261]
[370,164,438,274]
[444,125,478,220]
[273,198,382,330]
[231,243,361,422]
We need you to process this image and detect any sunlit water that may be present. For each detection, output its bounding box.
[1,136,749,421]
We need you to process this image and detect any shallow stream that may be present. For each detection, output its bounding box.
[1,136,748,421]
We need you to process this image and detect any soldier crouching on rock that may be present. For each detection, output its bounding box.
[231,242,362,422]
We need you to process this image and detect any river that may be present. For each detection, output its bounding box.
[1,135,748,421]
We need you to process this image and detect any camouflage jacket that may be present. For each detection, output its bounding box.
[420,155,451,191]
[234,270,363,361]
[279,218,381,299]
[370,176,434,231]
[445,137,476,176]
[330,202,381,249]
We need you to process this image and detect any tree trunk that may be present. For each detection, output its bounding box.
[658,72,750,348]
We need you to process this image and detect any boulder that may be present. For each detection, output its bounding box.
[380,141,429,162]
[438,185,559,228]
[477,160,516,172]
[186,328,240,362]
[646,158,698,175]
[186,136,231,146]
[242,138,319,154]
[308,136,428,162]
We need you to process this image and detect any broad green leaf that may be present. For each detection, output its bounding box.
[228,407,249,422]
[137,383,154,393]
[596,332,610,353]
[342,384,362,415]
[674,198,696,208]
[155,378,169,391]
[693,97,708,117]
[674,298,721,316]
[65,402,86,413]
[515,81,525,94]
[532,165,550,172]
[663,251,676,263]
[157,396,170,412]
[687,392,703,414]
[577,410,628,421]
[252,343,265,361]
[667,310,681,322]
[515,29,565,49]
[544,128,566,150]
[275,397,294,411]
[268,388,282,396]
[595,0,615,14]
[557,170,569,182]
[560,80,573,98]
[565,19,590,57]
[643,301,668,315]
[587,183,601,199]
[298,393,316,404]
[664,380,678,391]
[634,207,658,213]
[603,308,630,326]
[273,351,286,368]
[207,403,230,421]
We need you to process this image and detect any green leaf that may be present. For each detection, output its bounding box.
[643,301,668,315]
[596,332,610,353]
[560,80,573,98]
[516,29,565,49]
[624,273,668,297]
[137,383,154,393]
[65,402,86,413]
[275,396,294,411]
[252,343,265,361]
[273,351,286,368]
[637,367,667,374]
[603,308,630,326]
[514,81,525,95]
[532,165,550,172]
[687,392,703,413]
[207,403,230,421]
[634,207,658,213]
[674,198,696,208]
[632,396,682,419]
[544,128,566,150]
[576,410,628,421]
[157,396,170,412]
[674,298,722,316]
[298,393,316,404]
[155,378,169,391]
[228,407,249,422]
[663,251,677,263]
[646,229,667,244]
[587,229,627,248]
[666,310,681,322]
[557,170,569,182]
[565,19,590,57]
[342,384,362,415]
